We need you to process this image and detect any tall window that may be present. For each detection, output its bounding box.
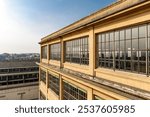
[65,37,89,65]
[97,33,114,68]
[41,46,47,59]
[40,70,46,84]
[48,74,59,96]
[63,81,87,100]
[97,23,150,75]
[50,43,60,61]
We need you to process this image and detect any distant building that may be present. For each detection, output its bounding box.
[38,0,150,100]
[0,61,39,100]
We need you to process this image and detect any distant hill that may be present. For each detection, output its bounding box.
[0,53,40,62]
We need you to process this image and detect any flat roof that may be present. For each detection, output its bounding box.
[0,61,38,69]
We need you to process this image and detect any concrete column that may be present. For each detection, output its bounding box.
[89,26,95,76]
[47,44,49,64]
[87,88,93,100]
[38,67,41,100]
[40,45,42,62]
[46,69,48,100]
[60,37,64,68]
[59,75,63,100]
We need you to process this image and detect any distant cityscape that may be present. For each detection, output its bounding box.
[0,53,40,61]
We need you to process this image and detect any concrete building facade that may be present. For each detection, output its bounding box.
[0,61,39,100]
[38,0,150,100]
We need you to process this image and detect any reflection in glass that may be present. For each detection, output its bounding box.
[115,31,119,40]
[126,29,131,39]
[139,25,146,38]
[132,62,138,72]
[126,61,131,70]
[139,62,146,73]
[132,27,138,39]
[126,40,131,51]
[120,30,125,40]
[97,24,148,75]
[50,43,60,61]
[132,51,138,60]
[42,46,47,59]
[132,39,138,50]
[120,41,124,50]
[65,37,89,65]
[139,39,146,50]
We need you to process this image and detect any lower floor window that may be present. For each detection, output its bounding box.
[48,74,60,96]
[63,81,87,100]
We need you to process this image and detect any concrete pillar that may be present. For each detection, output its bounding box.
[38,67,41,100]
[40,45,42,62]
[47,44,49,64]
[60,37,64,68]
[46,69,48,100]
[89,26,95,76]
[59,75,63,100]
[87,88,93,100]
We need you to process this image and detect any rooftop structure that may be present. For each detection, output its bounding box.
[0,61,39,100]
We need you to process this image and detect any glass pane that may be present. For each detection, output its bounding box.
[132,27,138,39]
[115,31,119,40]
[120,51,125,60]
[106,33,109,42]
[132,51,138,60]
[105,42,109,50]
[126,51,131,60]
[115,41,119,51]
[139,62,146,73]
[106,51,109,58]
[101,51,105,58]
[139,51,146,61]
[120,30,125,40]
[98,35,101,42]
[139,38,146,50]
[132,62,138,72]
[126,29,131,39]
[110,51,113,59]
[149,62,150,74]
[102,34,105,42]
[139,25,146,38]
[101,43,105,50]
[120,41,125,50]
[115,60,119,69]
[115,50,119,59]
[110,42,114,50]
[110,32,114,41]
[149,38,150,49]
[126,40,131,51]
[148,24,150,37]
[120,61,125,69]
[126,61,131,70]
[132,39,138,50]
[149,51,150,61]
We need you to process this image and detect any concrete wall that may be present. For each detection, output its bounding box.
[0,85,38,100]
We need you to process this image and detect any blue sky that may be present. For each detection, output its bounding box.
[0,0,115,53]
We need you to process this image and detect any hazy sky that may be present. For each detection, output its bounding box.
[0,0,115,54]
